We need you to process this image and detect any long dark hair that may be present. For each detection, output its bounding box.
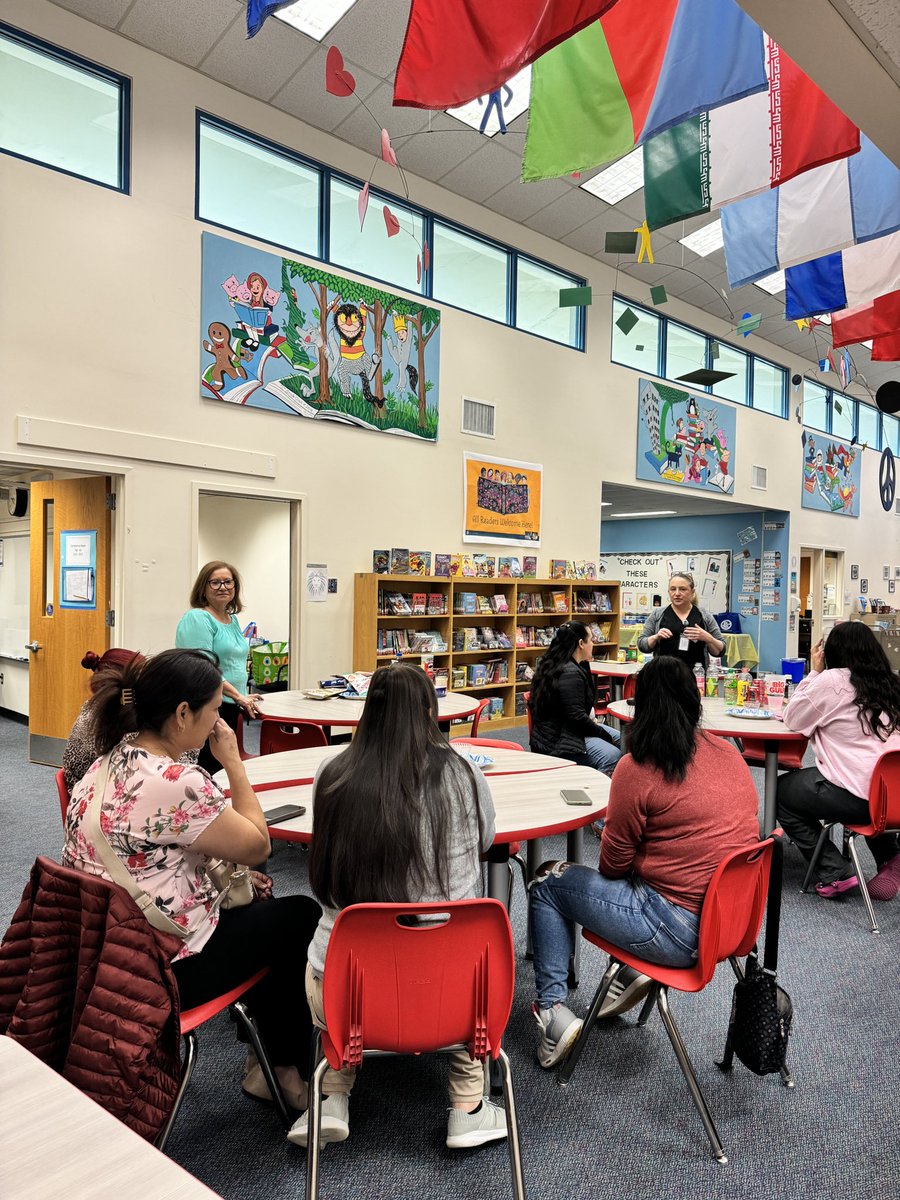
[309,665,482,908]
[629,657,702,782]
[529,621,588,720]
[87,648,223,754]
[823,622,900,741]
[189,561,244,614]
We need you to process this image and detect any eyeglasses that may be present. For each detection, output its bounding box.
[208,579,235,590]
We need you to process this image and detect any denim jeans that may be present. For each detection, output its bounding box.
[529,865,700,1007]
[566,724,622,777]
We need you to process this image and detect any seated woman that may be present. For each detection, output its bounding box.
[63,648,321,1113]
[776,622,900,900]
[529,656,760,1068]
[637,572,725,669]
[528,621,621,776]
[288,664,504,1152]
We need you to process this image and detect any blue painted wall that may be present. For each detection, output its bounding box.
[601,510,791,672]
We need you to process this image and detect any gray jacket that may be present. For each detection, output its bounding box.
[637,605,725,657]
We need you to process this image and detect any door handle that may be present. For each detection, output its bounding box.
[25,641,42,653]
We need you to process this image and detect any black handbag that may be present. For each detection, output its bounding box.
[717,838,793,1077]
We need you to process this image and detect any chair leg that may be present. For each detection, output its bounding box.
[156,1030,198,1153]
[800,822,836,893]
[846,834,880,934]
[636,983,659,1027]
[231,999,292,1130]
[493,1046,527,1200]
[655,988,727,1164]
[557,960,620,1088]
[305,1038,328,1200]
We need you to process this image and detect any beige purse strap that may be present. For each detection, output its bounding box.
[84,752,190,941]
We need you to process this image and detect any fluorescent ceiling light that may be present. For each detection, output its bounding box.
[580,149,644,204]
[754,270,785,295]
[446,67,531,136]
[678,219,724,257]
[609,510,677,518]
[274,0,358,40]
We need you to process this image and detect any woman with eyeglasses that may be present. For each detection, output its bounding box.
[176,561,261,773]
[637,572,725,670]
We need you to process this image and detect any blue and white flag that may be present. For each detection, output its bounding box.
[785,229,900,319]
[721,135,900,288]
[246,1,293,38]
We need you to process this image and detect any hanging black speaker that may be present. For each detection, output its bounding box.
[875,380,900,415]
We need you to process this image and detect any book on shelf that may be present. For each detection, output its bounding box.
[434,667,449,694]
[495,631,513,650]
[468,663,488,686]
[515,661,534,681]
[479,626,501,649]
[412,631,447,652]
[372,549,389,574]
[522,556,537,578]
[473,553,495,578]
[488,696,504,719]
[489,593,509,613]
[386,592,412,615]
[460,554,476,577]
[515,625,528,648]
[408,550,431,576]
[583,561,597,580]
[462,627,481,651]
[484,658,508,684]
[515,692,528,716]
[390,548,410,574]
[597,592,612,612]
[449,554,463,577]
[411,592,427,614]
[434,553,451,578]
[451,666,467,689]
[426,592,445,615]
[452,630,463,651]
[476,594,492,614]
[498,556,522,578]
[550,559,567,579]
[551,590,568,613]
[454,591,477,614]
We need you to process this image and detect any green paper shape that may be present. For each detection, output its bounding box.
[709,340,720,360]
[635,344,645,352]
[605,231,639,254]
[735,312,762,335]
[834,398,843,415]
[615,306,639,335]
[649,284,668,306]
[676,368,736,387]
[559,286,592,307]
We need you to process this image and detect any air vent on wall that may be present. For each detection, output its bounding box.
[751,465,768,490]
[896,498,900,515]
[461,396,496,439]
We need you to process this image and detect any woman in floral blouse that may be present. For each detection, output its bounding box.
[63,648,320,1114]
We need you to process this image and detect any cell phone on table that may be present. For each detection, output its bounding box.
[560,789,593,806]
[265,804,306,825]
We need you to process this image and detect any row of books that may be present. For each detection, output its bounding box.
[515,662,535,682]
[379,591,448,616]
[453,592,509,614]
[452,627,513,651]
[516,591,568,614]
[550,560,600,580]
[573,591,614,613]
[515,625,556,648]
[376,629,448,653]
[374,550,539,578]
[451,660,509,688]
[587,622,613,643]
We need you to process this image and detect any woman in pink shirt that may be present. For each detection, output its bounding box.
[777,622,900,900]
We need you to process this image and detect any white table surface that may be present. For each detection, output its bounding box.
[0,1037,222,1200]
[590,660,643,678]
[256,690,481,726]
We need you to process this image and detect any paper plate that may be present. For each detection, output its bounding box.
[724,707,775,719]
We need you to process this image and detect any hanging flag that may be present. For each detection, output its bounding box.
[831,290,900,350]
[246,0,292,38]
[522,0,766,182]
[393,0,621,109]
[870,332,900,361]
[642,38,859,231]
[721,135,900,288]
[785,230,900,319]
[839,348,849,390]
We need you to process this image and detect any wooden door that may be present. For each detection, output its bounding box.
[28,477,112,765]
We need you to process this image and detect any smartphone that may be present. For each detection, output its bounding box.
[265,804,306,825]
[560,789,593,807]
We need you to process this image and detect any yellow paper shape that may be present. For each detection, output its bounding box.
[633,220,654,265]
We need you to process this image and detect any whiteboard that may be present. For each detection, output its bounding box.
[0,534,29,658]
[599,551,731,620]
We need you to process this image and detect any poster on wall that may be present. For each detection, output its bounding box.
[200,232,440,440]
[636,379,736,495]
[59,530,97,610]
[800,428,860,517]
[598,551,730,618]
[463,454,542,546]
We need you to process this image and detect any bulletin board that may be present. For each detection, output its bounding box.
[598,551,731,619]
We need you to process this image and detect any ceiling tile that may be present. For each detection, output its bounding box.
[397,123,484,183]
[484,176,569,224]
[332,81,431,150]
[562,211,626,256]
[119,0,240,68]
[524,188,609,240]
[52,0,133,27]
[614,190,648,223]
[198,13,317,102]
[272,46,381,134]
[438,145,521,205]
[328,0,408,81]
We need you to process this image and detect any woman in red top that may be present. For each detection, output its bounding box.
[529,656,759,1069]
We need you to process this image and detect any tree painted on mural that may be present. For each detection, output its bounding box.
[391,298,441,429]
[283,259,346,404]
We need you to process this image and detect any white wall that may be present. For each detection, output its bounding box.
[1,0,896,700]
[0,522,30,715]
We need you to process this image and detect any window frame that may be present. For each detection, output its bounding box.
[0,22,131,194]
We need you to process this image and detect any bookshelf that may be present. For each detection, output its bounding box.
[354,574,621,731]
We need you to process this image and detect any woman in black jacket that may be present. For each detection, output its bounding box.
[529,622,622,775]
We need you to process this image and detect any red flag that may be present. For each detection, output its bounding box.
[832,290,900,348]
[393,0,622,109]
[871,332,900,361]
[773,46,859,186]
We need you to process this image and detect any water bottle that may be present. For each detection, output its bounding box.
[737,667,752,707]
[693,664,705,696]
[724,671,738,706]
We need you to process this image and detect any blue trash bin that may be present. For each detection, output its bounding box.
[781,658,805,684]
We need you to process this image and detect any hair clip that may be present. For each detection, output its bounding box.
[120,687,135,707]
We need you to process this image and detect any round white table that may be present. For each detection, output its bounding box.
[590,660,643,702]
[255,690,481,730]
[608,696,794,835]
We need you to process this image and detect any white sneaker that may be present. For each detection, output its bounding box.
[446,1099,507,1149]
[287,1093,350,1147]
[533,1002,583,1069]
[599,965,654,1018]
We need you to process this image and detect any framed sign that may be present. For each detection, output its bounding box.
[463,454,542,546]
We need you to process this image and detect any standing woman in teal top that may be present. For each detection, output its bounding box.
[176,561,261,773]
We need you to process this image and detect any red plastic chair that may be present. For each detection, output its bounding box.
[468,697,491,737]
[557,839,779,1163]
[592,673,612,718]
[523,691,533,739]
[622,673,638,702]
[235,713,256,761]
[306,900,525,1200]
[801,749,900,933]
[451,737,524,752]
[741,734,808,771]
[156,966,291,1151]
[55,770,70,825]
[260,721,328,756]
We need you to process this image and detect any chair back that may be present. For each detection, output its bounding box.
[868,750,900,835]
[523,690,533,738]
[622,673,638,701]
[693,839,774,987]
[55,770,70,826]
[235,713,255,760]
[469,697,490,737]
[742,734,808,770]
[321,899,514,1071]
[452,737,523,752]
[260,721,328,756]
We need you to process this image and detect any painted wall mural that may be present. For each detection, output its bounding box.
[200,232,440,440]
[800,428,861,517]
[636,379,736,495]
